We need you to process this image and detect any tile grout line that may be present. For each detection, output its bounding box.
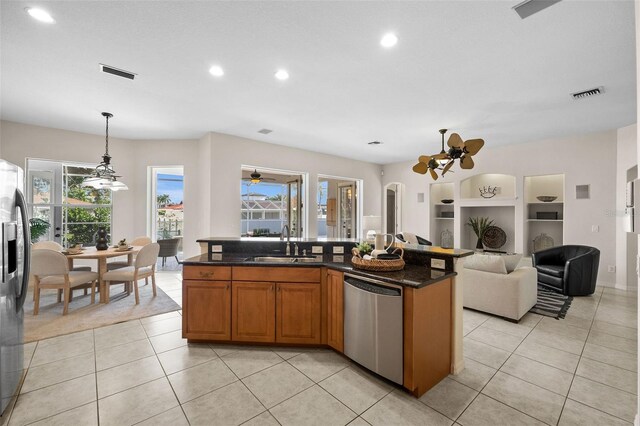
[93,329,100,426]
[454,313,544,424]
[144,325,191,425]
[555,287,602,426]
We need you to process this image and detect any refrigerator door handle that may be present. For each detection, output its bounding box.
[15,188,30,310]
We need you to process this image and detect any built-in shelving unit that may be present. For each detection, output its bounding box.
[524,174,564,256]
[430,183,454,247]
[458,174,517,253]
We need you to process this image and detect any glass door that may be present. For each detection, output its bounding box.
[27,161,62,244]
[338,183,357,239]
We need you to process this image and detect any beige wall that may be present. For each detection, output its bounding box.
[206,132,383,238]
[616,124,637,289]
[0,121,384,256]
[382,130,619,286]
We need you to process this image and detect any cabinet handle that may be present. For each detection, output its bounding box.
[270,284,274,291]
[225,284,229,290]
[199,271,214,279]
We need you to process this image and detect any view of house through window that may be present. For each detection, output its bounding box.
[27,159,113,247]
[150,167,184,256]
[241,168,304,238]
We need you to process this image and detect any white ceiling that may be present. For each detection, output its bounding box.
[1,1,636,164]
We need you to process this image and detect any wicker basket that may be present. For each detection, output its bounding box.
[351,247,405,272]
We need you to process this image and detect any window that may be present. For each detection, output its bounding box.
[62,165,112,246]
[27,159,113,247]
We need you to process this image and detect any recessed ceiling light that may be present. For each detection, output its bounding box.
[380,33,398,48]
[368,141,383,145]
[25,7,55,23]
[275,69,289,80]
[209,65,224,77]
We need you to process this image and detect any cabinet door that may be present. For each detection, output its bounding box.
[232,281,276,342]
[183,280,231,341]
[276,282,321,344]
[326,270,344,352]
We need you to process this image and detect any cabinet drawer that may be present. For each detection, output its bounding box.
[233,267,320,283]
[183,266,232,281]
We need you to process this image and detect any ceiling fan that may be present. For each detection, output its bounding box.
[241,169,276,184]
[412,129,484,180]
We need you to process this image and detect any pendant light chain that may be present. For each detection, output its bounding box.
[105,113,109,156]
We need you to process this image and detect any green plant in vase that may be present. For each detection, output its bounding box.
[355,241,373,256]
[467,217,494,250]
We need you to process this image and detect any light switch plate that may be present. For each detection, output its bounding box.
[333,246,344,254]
[431,258,446,270]
[211,253,222,260]
[211,245,223,253]
[312,246,323,254]
[333,255,344,263]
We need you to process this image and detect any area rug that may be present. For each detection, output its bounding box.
[23,283,181,342]
[529,285,573,319]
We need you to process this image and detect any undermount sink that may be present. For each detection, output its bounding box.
[245,255,319,263]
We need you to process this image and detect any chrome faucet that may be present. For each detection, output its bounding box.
[281,225,291,255]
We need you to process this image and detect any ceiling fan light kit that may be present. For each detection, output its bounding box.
[412,129,484,180]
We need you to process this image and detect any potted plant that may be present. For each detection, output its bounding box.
[467,217,494,250]
[29,218,50,242]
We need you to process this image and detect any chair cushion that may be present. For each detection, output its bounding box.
[39,271,99,286]
[464,254,507,274]
[103,266,153,282]
[536,264,564,278]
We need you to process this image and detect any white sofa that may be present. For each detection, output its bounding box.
[462,254,537,321]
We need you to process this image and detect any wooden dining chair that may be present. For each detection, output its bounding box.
[32,241,93,301]
[107,236,153,271]
[102,243,160,304]
[31,249,99,315]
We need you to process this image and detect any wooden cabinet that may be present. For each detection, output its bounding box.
[182,280,231,341]
[276,283,321,344]
[326,269,344,352]
[232,281,276,342]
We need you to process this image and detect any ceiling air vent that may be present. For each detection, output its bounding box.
[100,64,136,80]
[258,129,273,134]
[571,86,604,100]
[513,0,562,19]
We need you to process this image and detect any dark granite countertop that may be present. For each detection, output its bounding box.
[181,253,455,289]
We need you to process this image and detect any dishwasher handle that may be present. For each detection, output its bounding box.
[344,277,401,297]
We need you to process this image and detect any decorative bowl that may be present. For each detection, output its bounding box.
[441,199,454,204]
[536,196,557,203]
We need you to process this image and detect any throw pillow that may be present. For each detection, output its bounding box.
[464,254,508,274]
[478,252,523,273]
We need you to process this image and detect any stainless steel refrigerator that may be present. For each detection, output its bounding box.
[0,159,29,415]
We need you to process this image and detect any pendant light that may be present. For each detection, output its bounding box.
[82,112,128,191]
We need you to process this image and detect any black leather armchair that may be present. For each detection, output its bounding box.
[532,245,600,296]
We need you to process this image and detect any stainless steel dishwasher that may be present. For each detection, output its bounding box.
[343,274,403,384]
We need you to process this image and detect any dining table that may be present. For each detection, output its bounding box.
[65,246,143,303]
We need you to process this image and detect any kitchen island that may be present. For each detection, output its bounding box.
[182,239,473,397]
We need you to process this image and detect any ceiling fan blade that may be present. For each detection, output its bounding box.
[413,162,428,174]
[418,155,431,164]
[442,160,455,175]
[433,152,449,160]
[429,168,439,180]
[447,133,464,148]
[460,155,475,169]
[464,138,485,155]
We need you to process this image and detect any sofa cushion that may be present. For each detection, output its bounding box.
[479,252,522,273]
[536,264,564,278]
[464,254,507,274]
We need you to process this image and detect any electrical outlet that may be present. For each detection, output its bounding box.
[312,246,323,254]
[333,246,344,254]
[211,245,223,253]
[591,225,599,233]
[333,255,344,263]
[608,265,616,273]
[211,253,222,261]
[431,258,446,269]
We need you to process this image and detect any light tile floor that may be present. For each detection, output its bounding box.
[3,278,637,426]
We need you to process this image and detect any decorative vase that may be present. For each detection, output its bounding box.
[475,237,484,250]
[96,227,109,251]
[441,229,453,249]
